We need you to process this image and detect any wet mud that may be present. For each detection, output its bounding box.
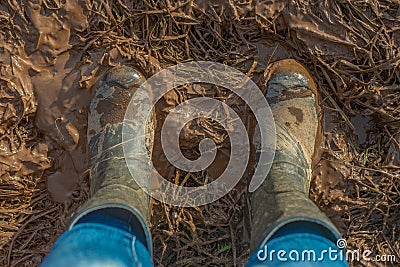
[1,0,400,266]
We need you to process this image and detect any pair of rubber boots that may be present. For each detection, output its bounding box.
[69,59,340,255]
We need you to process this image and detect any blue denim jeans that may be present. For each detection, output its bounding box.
[41,210,348,266]
[40,210,152,267]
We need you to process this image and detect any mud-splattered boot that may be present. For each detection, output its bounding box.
[69,66,153,251]
[250,60,342,254]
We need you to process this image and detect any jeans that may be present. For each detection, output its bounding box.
[41,210,348,267]
[40,210,152,267]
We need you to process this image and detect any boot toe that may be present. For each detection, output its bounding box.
[88,66,145,142]
[264,59,318,100]
[261,59,320,166]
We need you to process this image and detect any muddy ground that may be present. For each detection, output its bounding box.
[1,0,400,266]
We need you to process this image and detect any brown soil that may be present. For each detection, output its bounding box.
[1,0,399,266]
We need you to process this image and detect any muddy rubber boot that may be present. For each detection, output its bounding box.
[69,66,153,251]
[250,59,341,253]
